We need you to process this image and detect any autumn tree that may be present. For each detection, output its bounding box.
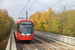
[0,9,14,42]
[29,8,75,37]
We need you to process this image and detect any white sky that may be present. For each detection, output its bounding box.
[0,0,75,21]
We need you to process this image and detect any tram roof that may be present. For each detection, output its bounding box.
[17,19,33,23]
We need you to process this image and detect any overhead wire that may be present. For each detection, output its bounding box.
[27,0,37,11]
[20,0,37,17]
[25,0,37,19]
[18,0,61,19]
[41,0,62,11]
[18,0,30,17]
[67,5,75,8]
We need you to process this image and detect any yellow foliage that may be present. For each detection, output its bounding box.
[29,8,75,37]
[0,9,14,42]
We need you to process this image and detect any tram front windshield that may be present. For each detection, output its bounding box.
[20,24,32,34]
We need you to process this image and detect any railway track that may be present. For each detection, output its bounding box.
[20,42,37,50]
[14,30,53,50]
[32,39,54,50]
[16,39,54,50]
[16,40,38,50]
[16,35,75,50]
[34,35,75,50]
[14,30,74,50]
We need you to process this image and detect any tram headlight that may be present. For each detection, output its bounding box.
[30,34,32,37]
[20,33,23,37]
[20,35,23,37]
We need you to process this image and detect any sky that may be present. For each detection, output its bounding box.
[0,0,75,21]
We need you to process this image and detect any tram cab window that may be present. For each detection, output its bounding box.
[20,24,33,33]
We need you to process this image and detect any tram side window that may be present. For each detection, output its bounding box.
[32,23,34,33]
[17,23,20,32]
[32,23,34,27]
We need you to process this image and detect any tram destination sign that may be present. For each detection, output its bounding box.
[20,21,32,24]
